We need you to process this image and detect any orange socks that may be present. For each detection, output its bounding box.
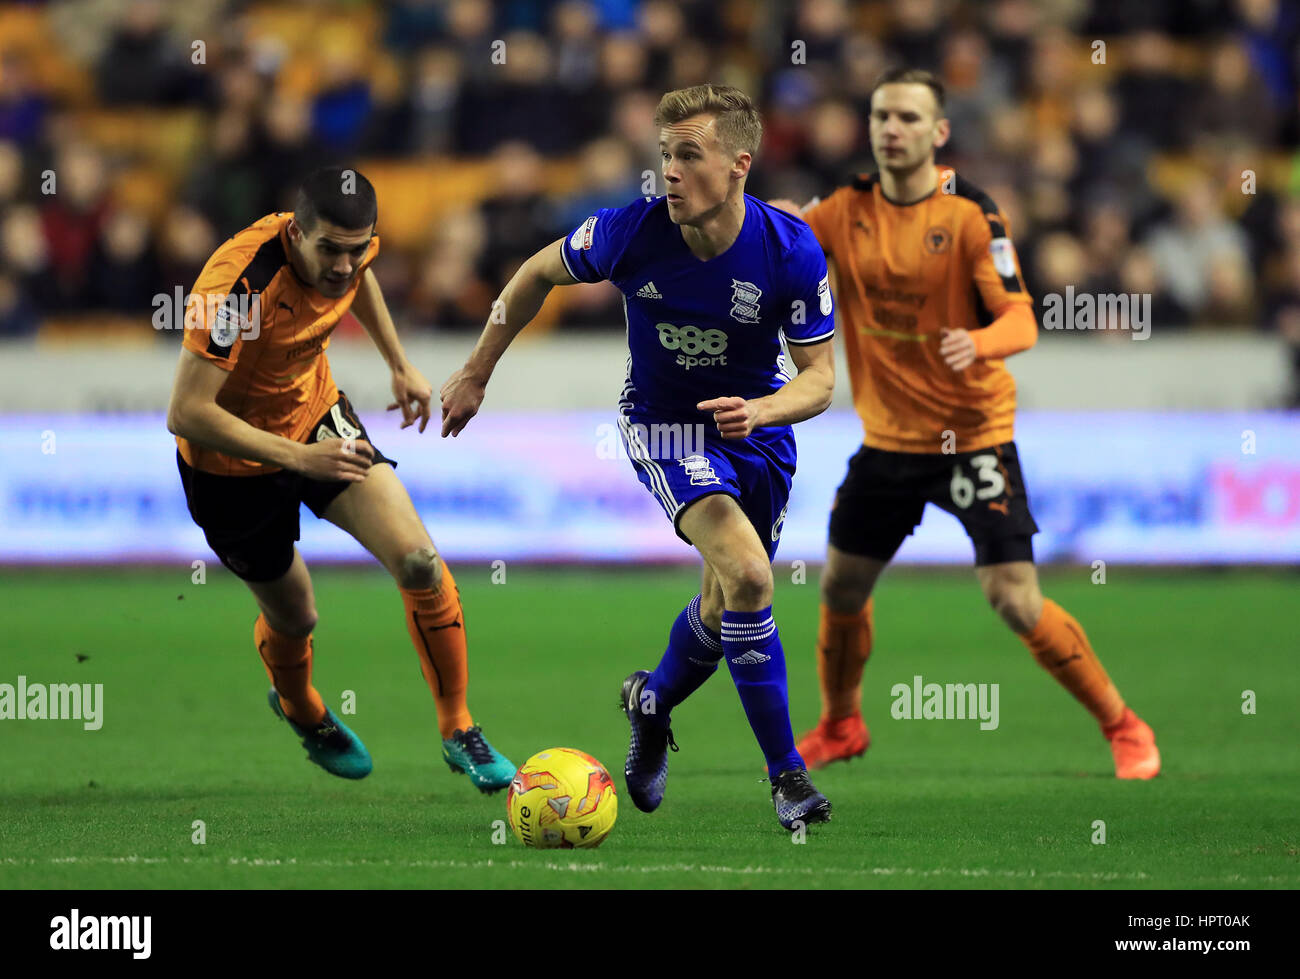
[255,614,326,726]
[1020,599,1125,727]
[401,563,473,739]
[816,599,874,720]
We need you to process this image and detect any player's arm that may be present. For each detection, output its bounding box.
[439,236,576,437]
[940,210,1037,371]
[351,267,433,433]
[166,349,373,481]
[939,304,1036,370]
[699,339,835,439]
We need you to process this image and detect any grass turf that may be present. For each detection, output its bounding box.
[0,566,1296,890]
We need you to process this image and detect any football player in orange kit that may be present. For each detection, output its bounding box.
[166,166,515,789]
[771,70,1159,779]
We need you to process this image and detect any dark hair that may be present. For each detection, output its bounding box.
[869,68,946,114]
[293,166,377,232]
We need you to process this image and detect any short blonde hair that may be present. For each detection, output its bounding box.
[653,84,762,158]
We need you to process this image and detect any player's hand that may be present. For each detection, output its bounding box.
[698,396,760,439]
[389,361,433,433]
[767,198,803,216]
[439,366,487,438]
[939,328,977,371]
[295,438,374,482]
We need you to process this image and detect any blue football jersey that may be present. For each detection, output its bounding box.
[560,195,834,426]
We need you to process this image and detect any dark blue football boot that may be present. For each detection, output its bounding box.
[770,768,832,830]
[620,670,678,813]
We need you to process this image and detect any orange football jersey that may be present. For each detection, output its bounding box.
[803,167,1034,453]
[177,212,379,475]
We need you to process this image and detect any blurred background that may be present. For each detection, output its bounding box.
[0,0,1297,566]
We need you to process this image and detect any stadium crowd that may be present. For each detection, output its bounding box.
[1,0,1298,366]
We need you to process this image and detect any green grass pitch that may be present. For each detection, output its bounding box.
[1,565,1296,890]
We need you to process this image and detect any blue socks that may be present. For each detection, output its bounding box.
[721,607,803,778]
[644,598,804,778]
[644,595,723,725]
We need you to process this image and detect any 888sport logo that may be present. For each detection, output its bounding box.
[656,322,729,370]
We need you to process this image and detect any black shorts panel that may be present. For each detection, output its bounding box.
[828,441,1039,567]
[178,391,394,582]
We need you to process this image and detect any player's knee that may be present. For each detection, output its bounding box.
[820,572,872,615]
[986,584,1041,634]
[721,558,773,609]
[396,546,441,591]
[269,607,318,638]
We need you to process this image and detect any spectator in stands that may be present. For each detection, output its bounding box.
[97,0,204,106]
[401,47,464,154]
[0,52,48,145]
[1198,35,1278,144]
[156,205,216,301]
[0,271,38,336]
[476,141,557,292]
[258,95,326,213]
[38,142,108,309]
[1146,173,1252,319]
[89,208,159,314]
[2,206,60,312]
[184,110,262,238]
[1119,246,1192,331]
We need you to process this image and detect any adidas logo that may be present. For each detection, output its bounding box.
[729,650,771,665]
[636,281,663,299]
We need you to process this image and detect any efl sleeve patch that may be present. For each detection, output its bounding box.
[990,237,1018,279]
[570,216,598,251]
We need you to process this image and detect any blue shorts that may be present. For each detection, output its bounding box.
[618,412,796,560]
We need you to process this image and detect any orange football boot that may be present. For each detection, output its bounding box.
[1103,708,1161,780]
[796,712,870,770]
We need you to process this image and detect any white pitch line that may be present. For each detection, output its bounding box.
[2,856,1298,885]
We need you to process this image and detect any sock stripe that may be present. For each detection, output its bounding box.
[720,618,775,631]
[686,595,722,655]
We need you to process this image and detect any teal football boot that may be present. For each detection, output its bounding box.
[442,726,516,793]
[268,689,373,779]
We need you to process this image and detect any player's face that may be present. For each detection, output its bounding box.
[659,115,747,225]
[869,83,950,176]
[288,218,374,298]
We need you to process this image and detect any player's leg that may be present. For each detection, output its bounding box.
[245,548,324,725]
[798,445,923,767]
[637,564,726,733]
[316,460,514,790]
[176,450,370,778]
[795,545,886,767]
[244,548,374,778]
[680,493,831,827]
[976,558,1160,779]
[942,441,1159,779]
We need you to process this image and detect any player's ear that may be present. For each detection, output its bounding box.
[287,217,303,243]
[933,118,952,151]
[732,150,752,181]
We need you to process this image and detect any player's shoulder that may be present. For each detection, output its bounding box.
[598,195,667,233]
[746,195,822,263]
[941,170,1007,224]
[824,172,878,205]
[199,213,291,293]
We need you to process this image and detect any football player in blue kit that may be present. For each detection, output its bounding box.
[439,85,837,831]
